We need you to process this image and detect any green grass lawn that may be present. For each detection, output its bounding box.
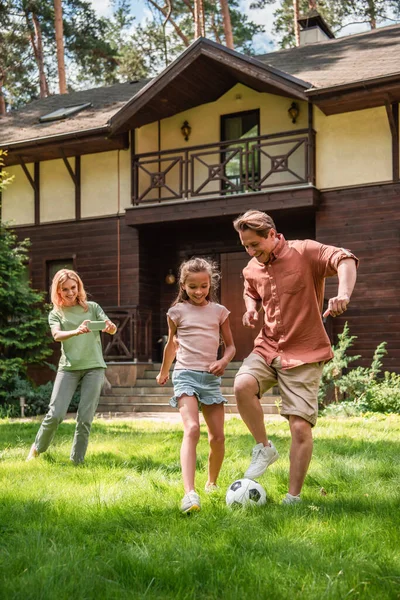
[0,415,399,600]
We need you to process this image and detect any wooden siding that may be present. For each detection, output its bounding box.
[317,182,400,372]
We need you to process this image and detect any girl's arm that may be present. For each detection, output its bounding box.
[209,316,236,377]
[156,316,177,386]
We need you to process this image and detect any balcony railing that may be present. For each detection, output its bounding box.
[102,306,152,362]
[132,129,315,205]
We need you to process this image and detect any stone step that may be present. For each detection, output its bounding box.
[101,394,278,404]
[96,402,278,415]
[103,387,278,398]
[141,369,242,380]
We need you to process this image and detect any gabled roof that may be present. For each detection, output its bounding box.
[108,37,310,134]
[258,24,400,91]
[1,24,400,158]
[0,80,148,147]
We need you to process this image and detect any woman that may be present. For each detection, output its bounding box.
[27,269,117,464]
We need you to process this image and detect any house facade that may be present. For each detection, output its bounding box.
[1,18,400,374]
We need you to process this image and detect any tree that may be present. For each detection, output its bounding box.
[0,155,52,401]
[255,0,400,49]
[145,0,265,58]
[219,0,234,48]
[54,0,67,94]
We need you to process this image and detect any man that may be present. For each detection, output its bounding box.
[233,210,358,505]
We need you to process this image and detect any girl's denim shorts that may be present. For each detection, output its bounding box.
[170,369,227,409]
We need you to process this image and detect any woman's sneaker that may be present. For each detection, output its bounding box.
[244,441,279,479]
[282,493,302,505]
[181,491,201,513]
[26,443,39,461]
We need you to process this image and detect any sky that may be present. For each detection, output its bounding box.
[89,0,398,53]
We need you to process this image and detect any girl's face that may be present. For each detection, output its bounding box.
[59,278,79,306]
[182,271,210,306]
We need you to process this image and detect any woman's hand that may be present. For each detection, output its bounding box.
[75,319,91,336]
[103,320,117,335]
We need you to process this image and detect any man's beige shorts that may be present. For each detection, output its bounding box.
[235,353,324,426]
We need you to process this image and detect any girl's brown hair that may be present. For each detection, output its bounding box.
[50,269,88,311]
[172,257,220,306]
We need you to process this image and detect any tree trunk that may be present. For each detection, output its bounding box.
[293,0,300,46]
[0,70,6,115]
[368,0,377,28]
[147,0,190,46]
[27,10,49,98]
[308,0,317,9]
[219,0,234,49]
[54,0,67,94]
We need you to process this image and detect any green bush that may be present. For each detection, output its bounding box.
[3,375,81,417]
[319,324,400,416]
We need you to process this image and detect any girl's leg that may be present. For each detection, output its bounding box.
[33,371,81,455]
[70,368,105,464]
[201,402,225,486]
[178,395,201,493]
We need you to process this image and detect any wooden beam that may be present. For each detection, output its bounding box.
[75,156,81,220]
[17,155,38,193]
[34,162,40,225]
[61,150,77,185]
[385,101,399,182]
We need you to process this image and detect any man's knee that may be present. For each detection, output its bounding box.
[290,416,312,443]
[234,374,259,400]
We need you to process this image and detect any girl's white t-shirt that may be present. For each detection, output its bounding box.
[167,301,230,371]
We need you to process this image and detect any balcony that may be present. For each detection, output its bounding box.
[132,129,315,206]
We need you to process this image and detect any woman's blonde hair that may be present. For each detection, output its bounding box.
[172,257,220,306]
[50,269,88,311]
[233,210,276,238]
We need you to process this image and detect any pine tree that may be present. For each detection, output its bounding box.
[0,159,52,399]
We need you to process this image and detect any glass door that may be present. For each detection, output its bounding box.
[221,110,260,193]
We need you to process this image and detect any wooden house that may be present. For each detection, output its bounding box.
[1,16,400,385]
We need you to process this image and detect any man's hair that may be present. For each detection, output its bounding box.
[233,210,276,238]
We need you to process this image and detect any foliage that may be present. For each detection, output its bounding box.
[1,374,80,417]
[0,225,52,401]
[0,151,14,190]
[319,322,400,416]
[256,0,400,49]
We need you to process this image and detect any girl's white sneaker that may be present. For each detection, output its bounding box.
[181,491,201,513]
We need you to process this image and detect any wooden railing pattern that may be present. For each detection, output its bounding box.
[132,129,315,204]
[102,306,152,362]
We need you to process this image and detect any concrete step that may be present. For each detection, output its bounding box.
[103,387,278,398]
[97,402,278,414]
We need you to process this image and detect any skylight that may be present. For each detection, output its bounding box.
[39,102,92,123]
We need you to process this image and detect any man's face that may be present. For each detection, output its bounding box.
[239,228,277,264]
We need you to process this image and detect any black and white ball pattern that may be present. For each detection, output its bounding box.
[226,478,267,507]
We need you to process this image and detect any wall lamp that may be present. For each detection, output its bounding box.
[181,120,191,141]
[288,102,299,124]
[165,269,176,285]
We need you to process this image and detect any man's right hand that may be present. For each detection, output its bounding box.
[242,310,259,328]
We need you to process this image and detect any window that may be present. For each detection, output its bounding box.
[39,103,92,123]
[221,110,260,192]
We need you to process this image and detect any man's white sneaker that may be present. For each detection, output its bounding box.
[244,441,279,479]
[282,493,302,505]
[181,491,201,513]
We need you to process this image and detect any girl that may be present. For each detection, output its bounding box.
[157,258,235,513]
[27,269,117,464]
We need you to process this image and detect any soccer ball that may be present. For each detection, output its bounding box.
[226,478,267,507]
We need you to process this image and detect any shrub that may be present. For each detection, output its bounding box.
[3,375,81,417]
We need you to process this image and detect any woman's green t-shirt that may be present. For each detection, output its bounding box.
[48,302,108,371]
